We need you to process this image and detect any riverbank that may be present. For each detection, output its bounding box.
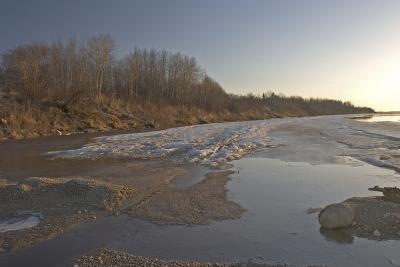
[318,186,400,241]
[1,115,400,266]
[0,91,374,141]
[0,177,135,254]
[0,166,244,255]
[0,93,276,141]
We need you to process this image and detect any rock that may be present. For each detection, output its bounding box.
[373,229,381,237]
[0,179,8,186]
[144,122,156,129]
[379,155,391,160]
[369,186,400,204]
[390,259,400,266]
[319,203,354,229]
[17,183,32,193]
[306,207,323,214]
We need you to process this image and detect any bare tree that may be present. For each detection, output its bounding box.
[0,34,374,116]
[87,34,115,100]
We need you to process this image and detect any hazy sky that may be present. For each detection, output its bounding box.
[1,0,399,111]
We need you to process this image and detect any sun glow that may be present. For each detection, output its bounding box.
[347,54,400,111]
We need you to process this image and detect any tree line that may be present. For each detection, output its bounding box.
[0,34,373,115]
[0,34,228,111]
[230,92,373,116]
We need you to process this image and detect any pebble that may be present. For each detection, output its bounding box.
[76,248,241,267]
[373,229,381,237]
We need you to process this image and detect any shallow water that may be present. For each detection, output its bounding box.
[0,128,153,181]
[0,215,41,233]
[172,163,209,188]
[2,157,400,267]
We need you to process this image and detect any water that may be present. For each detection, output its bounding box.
[0,128,154,181]
[357,114,400,123]
[0,214,41,233]
[172,163,209,188]
[2,156,400,267]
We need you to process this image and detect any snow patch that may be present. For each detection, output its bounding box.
[0,214,41,233]
[50,121,277,165]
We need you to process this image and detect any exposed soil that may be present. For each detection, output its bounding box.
[0,177,135,254]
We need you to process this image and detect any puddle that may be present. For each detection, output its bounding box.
[2,157,400,267]
[0,214,41,233]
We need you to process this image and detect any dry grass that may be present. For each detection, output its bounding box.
[0,93,275,140]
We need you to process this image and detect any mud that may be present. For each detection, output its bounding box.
[0,177,135,254]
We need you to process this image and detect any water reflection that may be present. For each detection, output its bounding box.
[3,157,400,267]
[356,115,400,123]
[320,228,354,244]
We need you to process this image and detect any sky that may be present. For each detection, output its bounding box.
[0,0,399,111]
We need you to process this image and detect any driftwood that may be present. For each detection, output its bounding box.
[369,186,400,204]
